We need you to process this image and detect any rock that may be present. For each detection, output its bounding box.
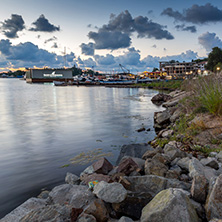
[191,175,208,203]
[81,173,112,185]
[217,151,222,162]
[154,110,171,125]
[209,219,222,222]
[205,174,222,220]
[20,204,72,222]
[163,143,186,161]
[151,93,172,103]
[140,188,199,222]
[116,143,153,165]
[80,165,95,178]
[112,192,152,220]
[93,158,113,175]
[49,184,95,208]
[65,172,80,185]
[118,216,134,222]
[165,170,180,179]
[142,148,162,160]
[200,157,219,170]
[77,213,97,222]
[144,159,168,177]
[71,208,84,222]
[170,109,181,123]
[125,175,191,198]
[162,130,174,138]
[37,190,50,199]
[84,199,109,222]
[180,174,190,183]
[0,198,47,222]
[177,157,191,171]
[209,152,218,158]
[152,153,170,165]
[117,158,140,175]
[93,181,127,203]
[137,127,145,132]
[190,199,206,221]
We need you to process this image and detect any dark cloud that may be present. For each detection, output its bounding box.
[198,32,222,52]
[29,14,60,32]
[0,39,75,68]
[1,14,25,38]
[88,30,131,50]
[87,10,173,50]
[94,54,115,66]
[175,24,197,33]
[80,42,95,55]
[44,36,57,44]
[77,56,96,69]
[162,3,222,24]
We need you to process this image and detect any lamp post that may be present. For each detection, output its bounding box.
[216,67,220,74]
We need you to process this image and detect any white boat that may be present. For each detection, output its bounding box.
[53,81,67,86]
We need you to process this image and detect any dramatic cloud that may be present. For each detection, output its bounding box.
[29,15,60,32]
[175,24,196,33]
[80,42,95,55]
[198,32,222,52]
[0,14,25,38]
[88,30,131,50]
[87,10,173,50]
[0,39,75,68]
[94,54,115,66]
[162,3,222,24]
[44,36,57,44]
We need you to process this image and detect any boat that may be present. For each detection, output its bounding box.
[53,81,67,86]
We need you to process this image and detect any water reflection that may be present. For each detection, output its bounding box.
[0,79,163,218]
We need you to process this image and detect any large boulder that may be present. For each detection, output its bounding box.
[92,158,113,175]
[125,175,191,198]
[163,142,186,161]
[65,172,80,185]
[200,157,219,170]
[144,159,168,177]
[49,184,95,208]
[140,188,199,222]
[205,174,222,220]
[93,181,127,203]
[20,204,72,222]
[0,198,47,222]
[116,144,153,165]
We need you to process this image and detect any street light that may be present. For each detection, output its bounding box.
[216,67,220,74]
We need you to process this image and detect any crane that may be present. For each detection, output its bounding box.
[119,64,130,74]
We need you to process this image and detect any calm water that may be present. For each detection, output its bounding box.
[0,79,163,218]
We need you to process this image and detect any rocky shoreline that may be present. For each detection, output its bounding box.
[1,91,222,222]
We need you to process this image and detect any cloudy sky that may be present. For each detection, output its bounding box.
[0,0,222,73]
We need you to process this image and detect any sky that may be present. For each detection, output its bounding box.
[0,0,222,73]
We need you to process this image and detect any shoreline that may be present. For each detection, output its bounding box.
[1,91,222,222]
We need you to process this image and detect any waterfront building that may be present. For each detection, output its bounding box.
[26,68,73,83]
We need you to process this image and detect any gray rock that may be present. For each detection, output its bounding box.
[162,130,174,138]
[209,152,218,158]
[93,181,127,203]
[177,157,191,171]
[190,199,206,221]
[65,172,80,185]
[170,109,181,123]
[205,174,222,220]
[80,165,95,178]
[0,198,47,222]
[217,151,222,162]
[191,175,208,203]
[77,213,97,222]
[125,175,191,198]
[116,143,153,165]
[37,190,50,199]
[154,110,171,125]
[164,142,186,161]
[120,156,145,170]
[20,204,72,222]
[49,184,95,208]
[118,216,134,222]
[144,159,168,177]
[140,188,199,222]
[200,157,219,170]
[165,169,180,179]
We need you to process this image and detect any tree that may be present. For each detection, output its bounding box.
[206,47,222,71]
[152,67,159,72]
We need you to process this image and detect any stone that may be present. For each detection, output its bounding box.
[154,110,171,125]
[180,174,190,182]
[191,175,208,203]
[140,188,199,222]
[116,143,153,165]
[93,157,113,175]
[137,127,146,132]
[65,172,80,185]
[20,204,72,222]
[93,181,127,203]
[152,153,170,165]
[112,192,152,220]
[0,198,47,222]
[162,130,174,138]
[49,184,95,208]
[205,174,222,220]
[117,158,140,175]
[200,157,219,170]
[118,216,134,222]
[80,165,95,178]
[164,143,186,161]
[125,175,191,198]
[190,199,206,221]
[77,213,97,222]
[71,208,84,222]
[170,109,181,123]
[177,157,191,171]
[151,93,172,103]
[209,219,222,222]
[217,151,222,162]
[81,173,112,185]
[144,159,168,177]
[142,150,159,160]
[37,190,50,199]
[165,170,180,179]
[84,199,109,222]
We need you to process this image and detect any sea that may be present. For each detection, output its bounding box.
[0,78,164,218]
